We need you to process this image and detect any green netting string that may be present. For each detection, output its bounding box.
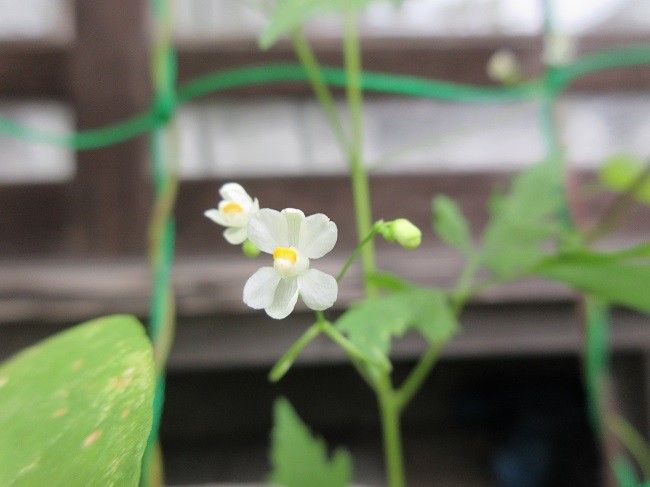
[0,44,648,150]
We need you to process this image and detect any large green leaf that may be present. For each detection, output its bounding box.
[270,397,352,487]
[482,161,566,279]
[431,195,472,254]
[260,0,372,49]
[0,315,155,486]
[335,288,457,369]
[599,154,650,204]
[536,253,650,314]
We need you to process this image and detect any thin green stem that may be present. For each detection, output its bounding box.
[291,30,349,151]
[318,320,389,373]
[394,341,444,411]
[269,323,322,382]
[336,222,382,282]
[608,415,650,481]
[377,378,406,487]
[344,9,376,296]
[450,251,480,313]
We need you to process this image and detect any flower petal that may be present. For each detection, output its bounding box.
[204,209,228,227]
[248,208,288,253]
[224,226,247,244]
[219,182,253,206]
[298,213,338,259]
[298,268,338,311]
[282,208,305,247]
[243,267,281,310]
[266,277,299,319]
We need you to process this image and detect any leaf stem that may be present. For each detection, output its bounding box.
[336,222,382,282]
[394,341,444,411]
[318,320,390,374]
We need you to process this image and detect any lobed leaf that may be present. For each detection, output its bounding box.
[431,195,472,253]
[482,161,567,279]
[270,397,352,487]
[335,288,457,370]
[0,315,155,487]
[536,252,650,314]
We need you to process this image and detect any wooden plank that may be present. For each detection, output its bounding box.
[0,40,69,99]
[0,182,71,255]
[69,0,152,254]
[3,34,648,99]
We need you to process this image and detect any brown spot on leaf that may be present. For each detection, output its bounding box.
[82,430,102,448]
[121,409,130,419]
[52,408,68,418]
[72,359,84,371]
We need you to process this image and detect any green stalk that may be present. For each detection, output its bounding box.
[377,378,407,487]
[268,323,321,382]
[343,9,376,295]
[291,30,348,151]
[394,341,444,411]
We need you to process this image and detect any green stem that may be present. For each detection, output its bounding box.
[336,222,382,282]
[344,9,376,296]
[394,341,444,411]
[291,30,348,151]
[318,320,389,373]
[377,378,407,487]
[450,251,480,313]
[269,323,321,382]
[608,415,650,481]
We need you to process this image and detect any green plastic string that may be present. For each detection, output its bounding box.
[0,44,648,150]
[141,0,177,485]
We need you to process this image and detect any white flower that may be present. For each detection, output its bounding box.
[204,183,259,244]
[243,208,338,319]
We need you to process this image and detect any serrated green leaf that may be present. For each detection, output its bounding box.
[536,253,650,314]
[432,195,472,253]
[482,161,566,279]
[335,288,457,369]
[599,154,650,204]
[260,0,372,49]
[270,397,352,487]
[0,315,155,487]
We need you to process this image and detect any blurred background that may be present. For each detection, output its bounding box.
[1,0,650,485]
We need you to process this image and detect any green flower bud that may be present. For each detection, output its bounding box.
[382,219,422,250]
[242,239,261,258]
[486,49,521,85]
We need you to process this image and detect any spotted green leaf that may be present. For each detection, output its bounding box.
[270,397,352,487]
[432,195,472,253]
[0,315,155,487]
[599,154,650,203]
[482,161,566,279]
[336,288,457,371]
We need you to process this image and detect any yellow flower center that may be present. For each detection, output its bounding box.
[273,247,297,265]
[221,201,244,214]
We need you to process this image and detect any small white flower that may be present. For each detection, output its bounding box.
[243,208,338,319]
[204,183,259,245]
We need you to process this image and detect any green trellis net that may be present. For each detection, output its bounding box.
[1,1,649,485]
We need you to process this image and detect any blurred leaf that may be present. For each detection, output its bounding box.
[482,161,566,279]
[0,315,154,487]
[336,288,457,372]
[599,154,650,204]
[536,253,650,314]
[431,195,472,253]
[260,0,372,49]
[270,397,352,487]
[365,270,416,292]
